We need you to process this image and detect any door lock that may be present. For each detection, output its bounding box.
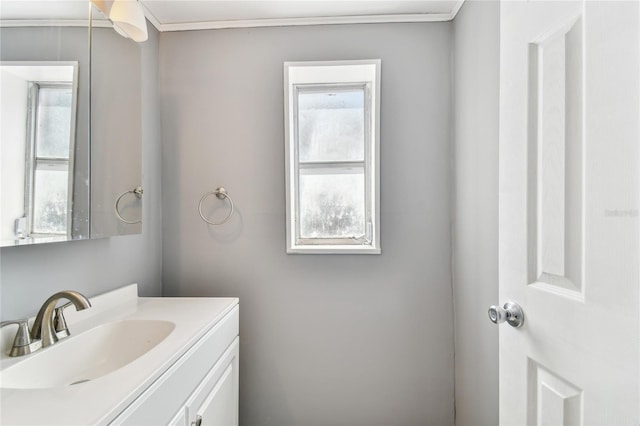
[488,301,524,328]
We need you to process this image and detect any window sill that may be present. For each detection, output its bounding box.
[287,244,381,255]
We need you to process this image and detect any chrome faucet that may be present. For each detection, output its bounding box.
[31,291,92,348]
[1,291,91,357]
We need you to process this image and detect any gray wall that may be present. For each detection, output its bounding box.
[0,24,163,319]
[452,2,500,425]
[160,23,454,426]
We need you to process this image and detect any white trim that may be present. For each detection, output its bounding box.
[139,2,162,32]
[142,12,457,33]
[288,245,382,255]
[284,59,381,255]
[449,0,466,20]
[67,64,79,238]
[2,1,467,32]
[0,19,111,28]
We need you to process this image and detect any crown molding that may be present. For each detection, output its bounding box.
[450,0,466,19]
[0,19,111,28]
[141,1,466,33]
[1,1,467,32]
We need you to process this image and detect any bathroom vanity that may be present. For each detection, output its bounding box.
[0,285,239,425]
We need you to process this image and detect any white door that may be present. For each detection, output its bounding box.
[498,1,639,424]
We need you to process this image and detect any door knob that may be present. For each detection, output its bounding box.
[488,301,524,328]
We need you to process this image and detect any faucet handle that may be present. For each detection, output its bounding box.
[54,302,73,339]
[0,319,41,357]
[0,319,32,346]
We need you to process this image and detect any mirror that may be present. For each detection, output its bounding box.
[0,1,142,247]
[0,1,91,247]
[90,4,142,238]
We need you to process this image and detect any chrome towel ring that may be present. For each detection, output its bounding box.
[199,187,234,225]
[115,186,143,224]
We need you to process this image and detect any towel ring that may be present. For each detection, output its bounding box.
[199,187,234,226]
[115,186,143,224]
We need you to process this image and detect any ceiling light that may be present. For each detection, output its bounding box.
[109,0,148,42]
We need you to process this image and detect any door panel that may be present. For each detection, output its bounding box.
[527,12,583,298]
[186,338,239,426]
[197,363,236,426]
[499,1,639,424]
[527,360,583,426]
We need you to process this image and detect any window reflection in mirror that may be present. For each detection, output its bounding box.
[1,63,79,242]
[31,84,74,235]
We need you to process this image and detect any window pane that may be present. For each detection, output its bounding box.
[36,86,73,159]
[298,89,364,163]
[32,168,68,234]
[299,168,365,239]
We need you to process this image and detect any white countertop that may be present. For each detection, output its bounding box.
[0,285,238,425]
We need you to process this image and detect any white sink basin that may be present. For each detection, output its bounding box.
[0,319,175,389]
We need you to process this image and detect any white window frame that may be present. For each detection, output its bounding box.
[284,60,381,254]
[25,80,77,237]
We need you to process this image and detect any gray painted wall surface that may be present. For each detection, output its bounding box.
[0,24,162,319]
[160,23,454,426]
[452,2,500,425]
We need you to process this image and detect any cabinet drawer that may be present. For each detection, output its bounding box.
[110,306,239,426]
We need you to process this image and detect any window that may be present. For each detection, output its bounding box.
[284,60,381,253]
[25,82,75,237]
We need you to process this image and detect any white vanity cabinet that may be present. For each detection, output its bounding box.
[0,286,239,426]
[110,305,239,426]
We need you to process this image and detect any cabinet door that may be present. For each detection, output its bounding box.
[187,338,239,426]
[168,408,187,426]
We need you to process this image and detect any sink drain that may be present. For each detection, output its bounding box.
[69,379,91,386]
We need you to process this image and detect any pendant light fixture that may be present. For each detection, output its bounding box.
[108,0,148,42]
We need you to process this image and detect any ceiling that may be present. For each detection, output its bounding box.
[139,0,465,32]
[0,0,465,32]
